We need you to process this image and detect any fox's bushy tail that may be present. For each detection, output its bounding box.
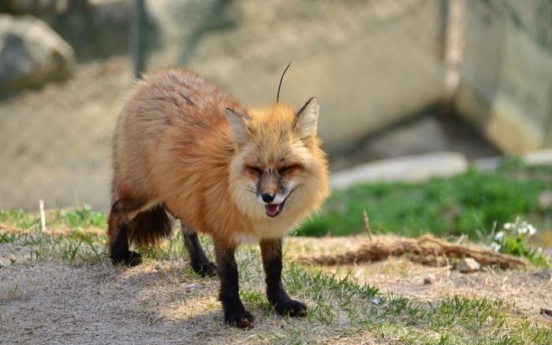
[127,205,173,248]
[108,202,174,266]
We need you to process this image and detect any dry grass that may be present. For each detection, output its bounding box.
[296,234,528,269]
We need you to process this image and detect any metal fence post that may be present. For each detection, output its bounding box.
[131,0,146,79]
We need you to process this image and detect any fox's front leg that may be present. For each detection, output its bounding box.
[214,240,255,328]
[260,239,307,317]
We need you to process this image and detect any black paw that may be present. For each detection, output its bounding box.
[224,310,255,329]
[274,299,308,317]
[110,250,142,267]
[191,260,217,277]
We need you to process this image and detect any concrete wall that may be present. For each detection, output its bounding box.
[454,0,552,153]
[148,0,446,154]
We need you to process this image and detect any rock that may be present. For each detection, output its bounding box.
[363,117,450,160]
[538,191,552,209]
[185,283,197,293]
[0,14,75,94]
[330,152,468,189]
[55,0,137,60]
[0,0,62,15]
[0,1,64,26]
[456,258,481,273]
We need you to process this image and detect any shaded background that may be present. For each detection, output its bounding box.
[0,0,551,210]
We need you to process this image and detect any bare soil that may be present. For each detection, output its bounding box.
[1,235,551,345]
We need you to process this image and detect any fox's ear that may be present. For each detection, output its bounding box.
[294,97,319,138]
[225,107,251,144]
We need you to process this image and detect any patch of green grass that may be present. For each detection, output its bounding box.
[1,207,106,262]
[0,204,107,231]
[298,162,551,240]
[240,289,268,313]
[0,210,211,266]
[0,230,106,265]
[49,204,107,229]
[0,232,18,243]
[0,205,108,265]
[0,208,41,230]
[270,263,551,345]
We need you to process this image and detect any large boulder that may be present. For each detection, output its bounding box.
[0,14,75,94]
[0,0,62,16]
[0,1,134,61]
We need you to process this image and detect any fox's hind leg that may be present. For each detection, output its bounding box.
[107,198,147,266]
[182,224,217,277]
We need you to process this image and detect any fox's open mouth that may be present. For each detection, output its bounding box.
[264,192,293,218]
[265,203,282,217]
[262,188,296,218]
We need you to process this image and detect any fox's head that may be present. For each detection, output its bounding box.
[225,98,329,223]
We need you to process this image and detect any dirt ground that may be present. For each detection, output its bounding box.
[1,235,550,345]
[289,237,552,316]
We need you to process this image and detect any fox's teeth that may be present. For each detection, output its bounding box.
[265,204,280,217]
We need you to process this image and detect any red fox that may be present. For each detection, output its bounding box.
[107,67,329,328]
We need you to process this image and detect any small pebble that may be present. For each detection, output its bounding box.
[456,258,481,273]
[423,273,436,285]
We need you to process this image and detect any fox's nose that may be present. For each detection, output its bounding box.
[261,193,276,203]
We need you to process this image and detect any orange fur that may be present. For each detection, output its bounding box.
[111,67,329,248]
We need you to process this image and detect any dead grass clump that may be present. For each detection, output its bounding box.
[0,223,105,237]
[298,234,527,269]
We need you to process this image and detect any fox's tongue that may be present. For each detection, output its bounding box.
[265,204,281,217]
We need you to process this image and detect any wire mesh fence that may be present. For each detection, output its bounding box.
[0,0,550,211]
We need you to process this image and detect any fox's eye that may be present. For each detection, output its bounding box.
[279,164,301,175]
[247,166,262,175]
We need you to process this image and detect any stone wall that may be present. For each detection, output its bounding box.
[146,0,447,154]
[454,0,552,153]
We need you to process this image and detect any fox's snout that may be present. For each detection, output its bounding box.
[258,171,278,202]
[253,170,293,217]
